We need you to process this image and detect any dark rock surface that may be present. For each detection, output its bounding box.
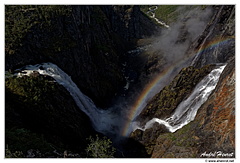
[191,5,235,68]
[5,75,97,156]
[130,64,216,155]
[129,5,235,157]
[151,57,235,158]
[5,5,161,158]
[5,5,159,108]
[138,65,215,123]
[5,5,235,158]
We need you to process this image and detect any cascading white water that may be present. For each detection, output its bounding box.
[16,62,226,137]
[133,64,226,133]
[16,63,119,135]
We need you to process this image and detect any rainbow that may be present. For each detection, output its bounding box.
[121,36,234,137]
[192,36,235,64]
[198,36,235,53]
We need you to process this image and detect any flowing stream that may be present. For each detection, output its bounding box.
[147,6,170,28]
[16,62,225,137]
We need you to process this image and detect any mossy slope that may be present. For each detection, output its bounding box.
[5,74,96,157]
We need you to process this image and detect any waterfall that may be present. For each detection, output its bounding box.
[16,63,118,135]
[15,62,226,137]
[133,64,226,133]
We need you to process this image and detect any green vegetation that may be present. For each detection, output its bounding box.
[5,75,64,158]
[6,74,83,158]
[85,135,116,158]
[143,64,215,119]
[5,75,56,105]
[201,5,207,10]
[5,146,24,158]
[154,5,179,24]
[5,74,101,158]
[132,65,216,156]
[5,126,116,158]
[5,128,54,157]
[140,5,206,25]
[140,5,179,24]
[158,122,197,148]
[5,5,72,56]
[139,5,150,13]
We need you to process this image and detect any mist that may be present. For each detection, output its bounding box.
[13,6,216,145]
[18,6,215,141]
[115,6,215,137]
[149,6,213,64]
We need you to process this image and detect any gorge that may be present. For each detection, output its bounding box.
[5,5,235,158]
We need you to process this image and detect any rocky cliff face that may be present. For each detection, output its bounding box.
[191,5,235,68]
[5,73,97,156]
[5,5,235,158]
[130,64,216,155]
[129,5,235,158]
[151,57,235,158]
[137,64,215,123]
[5,5,160,157]
[101,5,159,41]
[130,57,235,158]
[5,5,158,108]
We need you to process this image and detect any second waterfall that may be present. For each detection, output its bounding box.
[16,62,226,138]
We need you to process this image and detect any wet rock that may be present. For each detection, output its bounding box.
[191,5,235,68]
[151,57,235,158]
[130,64,215,156]
[135,64,214,125]
[29,71,40,78]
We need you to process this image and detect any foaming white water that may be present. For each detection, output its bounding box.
[16,62,119,135]
[16,62,226,136]
[134,64,226,133]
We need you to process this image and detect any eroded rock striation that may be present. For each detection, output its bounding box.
[130,64,216,155]
[151,57,235,158]
[5,5,158,108]
[191,5,235,68]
